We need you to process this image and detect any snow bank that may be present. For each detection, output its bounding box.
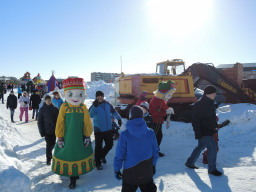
[0,117,32,191]
[86,80,116,104]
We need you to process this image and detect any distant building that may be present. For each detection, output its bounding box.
[91,72,121,83]
[217,63,256,79]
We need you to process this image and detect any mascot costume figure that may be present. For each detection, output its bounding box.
[149,80,176,157]
[52,77,94,189]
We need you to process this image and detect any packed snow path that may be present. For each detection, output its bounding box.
[0,87,256,192]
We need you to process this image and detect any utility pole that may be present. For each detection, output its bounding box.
[120,55,122,73]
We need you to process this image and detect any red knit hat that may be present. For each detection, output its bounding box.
[62,77,85,92]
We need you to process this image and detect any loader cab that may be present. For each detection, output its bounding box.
[156,59,185,76]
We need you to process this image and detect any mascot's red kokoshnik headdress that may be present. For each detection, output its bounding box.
[62,78,86,92]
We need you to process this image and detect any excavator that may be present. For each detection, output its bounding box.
[115,60,256,122]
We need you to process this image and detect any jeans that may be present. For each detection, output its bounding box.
[94,130,113,166]
[186,136,217,172]
[10,108,15,121]
[32,108,39,119]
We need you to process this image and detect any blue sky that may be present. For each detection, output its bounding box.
[1,0,255,81]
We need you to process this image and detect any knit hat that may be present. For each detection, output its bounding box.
[204,85,216,95]
[130,106,143,120]
[140,101,149,111]
[23,91,27,94]
[96,90,104,98]
[140,91,148,97]
[62,77,85,92]
[158,80,176,94]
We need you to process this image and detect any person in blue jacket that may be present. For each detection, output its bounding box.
[17,85,22,99]
[52,89,63,109]
[114,106,159,192]
[89,90,122,170]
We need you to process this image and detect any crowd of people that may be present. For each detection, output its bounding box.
[2,78,223,191]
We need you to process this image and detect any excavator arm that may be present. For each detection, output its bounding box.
[182,63,254,103]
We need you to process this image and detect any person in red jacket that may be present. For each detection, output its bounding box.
[136,91,148,106]
[149,80,175,157]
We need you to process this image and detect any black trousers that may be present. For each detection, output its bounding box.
[45,134,56,160]
[94,130,113,166]
[0,94,4,103]
[122,179,157,192]
[153,123,163,149]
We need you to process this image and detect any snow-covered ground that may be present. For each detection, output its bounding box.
[0,82,256,192]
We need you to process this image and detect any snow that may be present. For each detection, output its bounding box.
[0,81,256,192]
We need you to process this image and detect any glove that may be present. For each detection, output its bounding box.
[218,120,230,129]
[166,107,175,115]
[153,166,156,175]
[118,119,122,127]
[58,138,64,148]
[93,100,98,107]
[40,133,45,137]
[114,171,122,180]
[24,101,28,104]
[84,136,91,147]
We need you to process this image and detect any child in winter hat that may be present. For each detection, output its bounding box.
[140,101,149,111]
[140,101,154,130]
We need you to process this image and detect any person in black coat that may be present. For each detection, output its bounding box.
[38,95,59,165]
[6,91,17,123]
[0,83,5,104]
[30,91,41,120]
[185,85,222,176]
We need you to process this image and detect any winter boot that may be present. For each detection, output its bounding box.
[69,177,77,189]
[96,165,103,170]
[46,158,51,165]
[208,169,222,176]
[101,157,107,164]
[185,163,198,169]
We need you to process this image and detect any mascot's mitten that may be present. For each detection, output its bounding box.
[58,137,64,148]
[84,136,91,147]
[166,107,175,115]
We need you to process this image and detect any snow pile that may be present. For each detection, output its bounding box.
[86,80,115,104]
[0,117,31,192]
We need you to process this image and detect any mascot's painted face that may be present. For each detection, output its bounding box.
[65,89,86,106]
[164,92,174,101]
